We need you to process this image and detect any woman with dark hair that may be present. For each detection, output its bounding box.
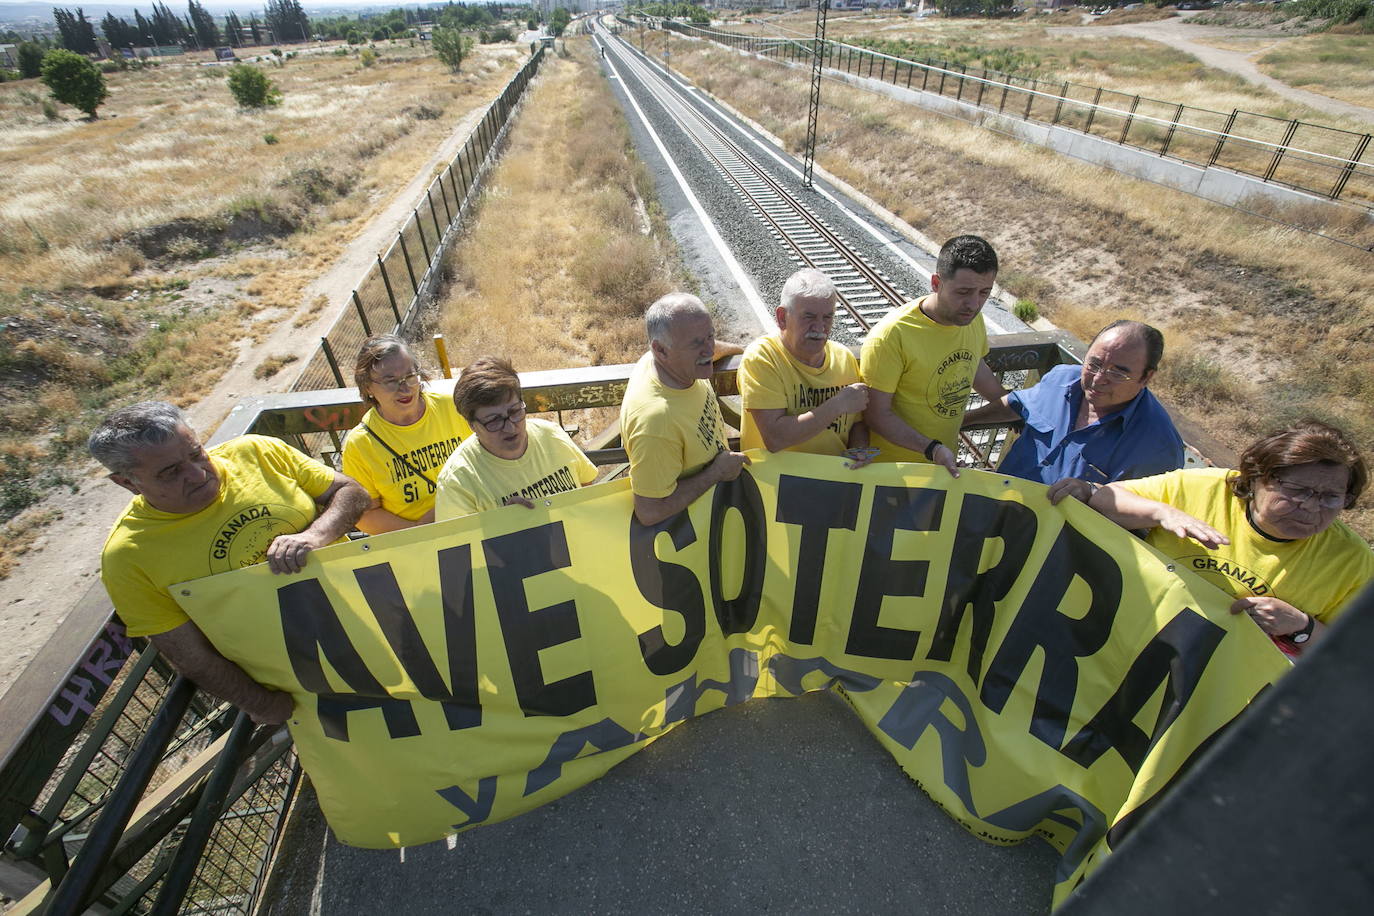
[1087,419,1373,654]
[341,335,471,534]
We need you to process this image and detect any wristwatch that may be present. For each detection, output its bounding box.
[1291,613,1316,644]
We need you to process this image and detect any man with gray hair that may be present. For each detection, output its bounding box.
[962,319,1185,503]
[739,268,872,464]
[619,293,748,526]
[93,401,369,724]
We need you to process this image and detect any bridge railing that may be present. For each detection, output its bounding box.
[0,330,1081,914]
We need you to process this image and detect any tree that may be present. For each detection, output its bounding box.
[549,7,571,37]
[17,41,44,78]
[264,0,310,43]
[226,62,280,107]
[100,14,137,49]
[430,27,472,73]
[187,1,220,48]
[53,8,98,54]
[224,12,244,48]
[41,48,107,117]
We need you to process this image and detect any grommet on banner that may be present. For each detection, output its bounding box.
[181,589,190,596]
[1166,564,1175,572]
[361,543,371,551]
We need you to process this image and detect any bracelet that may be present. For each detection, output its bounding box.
[923,439,943,461]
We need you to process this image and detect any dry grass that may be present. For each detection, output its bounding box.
[1092,8,1178,26]
[662,37,1374,539]
[433,39,684,375]
[1258,32,1374,108]
[0,507,64,579]
[0,40,523,523]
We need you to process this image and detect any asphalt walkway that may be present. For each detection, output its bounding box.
[259,691,1059,915]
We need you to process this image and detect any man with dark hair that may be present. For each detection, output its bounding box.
[963,319,1184,502]
[434,356,597,518]
[860,234,1008,475]
[92,401,369,724]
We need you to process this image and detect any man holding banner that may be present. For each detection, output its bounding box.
[962,319,1184,502]
[860,235,1009,475]
[620,293,748,526]
[91,401,370,724]
[739,268,874,466]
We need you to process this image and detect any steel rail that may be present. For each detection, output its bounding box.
[607,27,912,338]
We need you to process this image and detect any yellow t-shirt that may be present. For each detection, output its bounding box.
[1124,467,1374,624]
[341,390,471,522]
[434,418,598,519]
[100,435,336,637]
[859,295,988,463]
[739,333,860,456]
[619,352,728,499]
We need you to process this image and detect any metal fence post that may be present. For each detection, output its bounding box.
[1330,132,1371,199]
[437,170,454,226]
[1160,103,1184,156]
[956,64,967,101]
[375,257,398,328]
[999,77,1010,113]
[1024,79,1037,119]
[1262,118,1300,183]
[1052,81,1069,125]
[1118,95,1141,144]
[1208,109,1239,166]
[427,193,443,245]
[398,232,419,296]
[906,60,914,89]
[975,71,986,107]
[321,336,345,386]
[352,289,373,335]
[413,209,430,265]
[1083,86,1102,134]
[937,62,946,95]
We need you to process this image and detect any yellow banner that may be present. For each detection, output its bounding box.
[175,451,1287,905]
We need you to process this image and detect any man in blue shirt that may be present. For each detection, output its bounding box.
[963,320,1184,503]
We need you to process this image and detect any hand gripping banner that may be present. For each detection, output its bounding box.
[174,451,1288,907]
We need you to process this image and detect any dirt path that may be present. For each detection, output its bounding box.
[0,104,492,700]
[1051,14,1374,126]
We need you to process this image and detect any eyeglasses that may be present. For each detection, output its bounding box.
[1269,476,1348,510]
[371,371,422,393]
[475,403,526,432]
[1082,358,1135,384]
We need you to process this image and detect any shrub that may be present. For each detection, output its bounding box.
[1013,299,1039,323]
[40,49,108,118]
[17,42,44,79]
[42,99,59,120]
[263,132,279,144]
[432,27,473,72]
[227,63,281,108]
[360,47,377,67]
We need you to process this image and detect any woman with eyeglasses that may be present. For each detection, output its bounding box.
[341,335,472,534]
[434,356,598,519]
[1087,419,1373,655]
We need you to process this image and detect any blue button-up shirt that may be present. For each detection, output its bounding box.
[998,364,1184,485]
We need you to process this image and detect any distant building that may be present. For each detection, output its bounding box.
[0,44,17,70]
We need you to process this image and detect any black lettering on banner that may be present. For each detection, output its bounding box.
[278,578,420,741]
[483,522,596,717]
[629,510,706,676]
[979,524,1123,751]
[927,494,1039,684]
[876,671,986,808]
[846,485,945,659]
[1059,607,1226,772]
[349,547,481,731]
[708,469,767,636]
[774,475,862,644]
[523,718,641,796]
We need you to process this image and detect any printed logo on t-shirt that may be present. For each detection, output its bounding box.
[387,436,463,485]
[928,349,975,420]
[791,383,850,436]
[207,504,313,573]
[1183,555,1272,597]
[503,465,579,505]
[695,394,725,453]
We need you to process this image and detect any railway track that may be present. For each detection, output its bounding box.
[603,27,911,339]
